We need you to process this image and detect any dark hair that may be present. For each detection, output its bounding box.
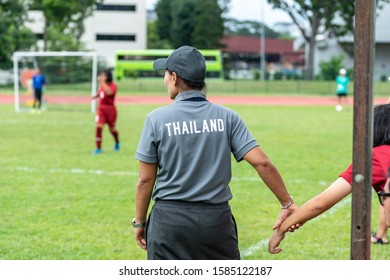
[168,70,207,92]
[101,69,113,83]
[373,104,390,147]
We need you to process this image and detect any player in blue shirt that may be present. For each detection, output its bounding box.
[335,68,350,111]
[32,68,46,111]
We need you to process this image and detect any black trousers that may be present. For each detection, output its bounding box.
[146,200,240,260]
[34,89,42,108]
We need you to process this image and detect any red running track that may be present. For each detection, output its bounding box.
[1,94,388,106]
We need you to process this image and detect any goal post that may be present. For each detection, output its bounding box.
[13,51,98,113]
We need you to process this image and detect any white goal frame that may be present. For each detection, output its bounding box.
[13,51,98,113]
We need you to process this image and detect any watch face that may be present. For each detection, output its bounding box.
[132,218,145,228]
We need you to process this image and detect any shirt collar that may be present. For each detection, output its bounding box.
[174,90,207,103]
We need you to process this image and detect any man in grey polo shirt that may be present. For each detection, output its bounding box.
[133,46,296,260]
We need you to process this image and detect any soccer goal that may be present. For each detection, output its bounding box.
[13,51,98,113]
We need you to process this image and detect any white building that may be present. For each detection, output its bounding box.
[26,0,147,67]
[313,3,390,80]
[82,0,147,66]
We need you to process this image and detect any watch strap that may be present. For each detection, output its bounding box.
[132,218,146,228]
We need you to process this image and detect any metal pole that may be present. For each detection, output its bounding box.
[351,0,375,260]
[13,54,20,112]
[260,0,266,80]
[91,54,98,113]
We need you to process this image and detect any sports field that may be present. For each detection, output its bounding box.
[1,81,389,260]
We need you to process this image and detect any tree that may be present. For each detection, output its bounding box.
[267,0,390,80]
[155,0,225,49]
[147,21,172,49]
[0,0,37,67]
[170,0,197,48]
[30,0,102,51]
[267,0,341,80]
[329,0,390,37]
[225,19,281,38]
[155,0,172,45]
[319,55,345,80]
[193,0,224,48]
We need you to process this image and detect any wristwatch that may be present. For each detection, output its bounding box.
[132,218,146,228]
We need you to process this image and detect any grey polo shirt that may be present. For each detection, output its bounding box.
[135,90,259,203]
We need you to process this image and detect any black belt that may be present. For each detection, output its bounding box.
[155,199,228,207]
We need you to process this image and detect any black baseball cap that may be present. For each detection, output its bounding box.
[153,46,206,82]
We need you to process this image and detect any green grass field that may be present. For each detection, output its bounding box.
[0,101,389,260]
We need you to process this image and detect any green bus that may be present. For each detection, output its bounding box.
[114,49,223,80]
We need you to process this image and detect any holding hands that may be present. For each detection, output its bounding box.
[268,204,304,254]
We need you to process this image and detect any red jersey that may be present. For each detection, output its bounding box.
[98,82,117,106]
[339,145,390,192]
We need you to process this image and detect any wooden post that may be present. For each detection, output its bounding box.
[351,0,376,260]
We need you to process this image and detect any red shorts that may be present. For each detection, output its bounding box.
[96,105,117,127]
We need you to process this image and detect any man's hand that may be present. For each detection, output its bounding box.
[268,230,285,254]
[272,203,297,230]
[135,227,146,250]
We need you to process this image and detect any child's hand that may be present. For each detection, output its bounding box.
[268,230,285,254]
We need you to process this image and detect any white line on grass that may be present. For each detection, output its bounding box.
[1,166,138,177]
[3,165,349,257]
[2,166,308,184]
[240,196,352,258]
[0,120,91,125]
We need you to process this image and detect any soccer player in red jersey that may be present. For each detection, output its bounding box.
[92,69,120,154]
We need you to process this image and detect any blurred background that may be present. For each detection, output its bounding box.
[1,0,390,86]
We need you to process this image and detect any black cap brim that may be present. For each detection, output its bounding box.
[153,58,167,71]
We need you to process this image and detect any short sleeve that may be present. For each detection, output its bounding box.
[135,116,158,163]
[339,154,387,192]
[339,164,353,185]
[109,83,117,94]
[230,113,259,162]
[372,154,387,191]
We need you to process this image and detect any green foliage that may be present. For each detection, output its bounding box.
[30,0,103,51]
[147,21,172,49]
[329,0,390,37]
[267,0,342,80]
[192,0,224,48]
[224,19,281,38]
[252,69,260,80]
[0,0,37,67]
[155,0,172,42]
[319,55,345,81]
[155,0,225,49]
[170,0,197,48]
[267,0,390,80]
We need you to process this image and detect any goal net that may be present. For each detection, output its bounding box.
[13,51,98,113]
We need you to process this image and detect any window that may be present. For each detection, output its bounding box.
[96,4,136,11]
[96,34,136,42]
[117,55,166,61]
[117,55,218,62]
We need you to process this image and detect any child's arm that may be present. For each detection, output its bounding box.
[268,177,352,254]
